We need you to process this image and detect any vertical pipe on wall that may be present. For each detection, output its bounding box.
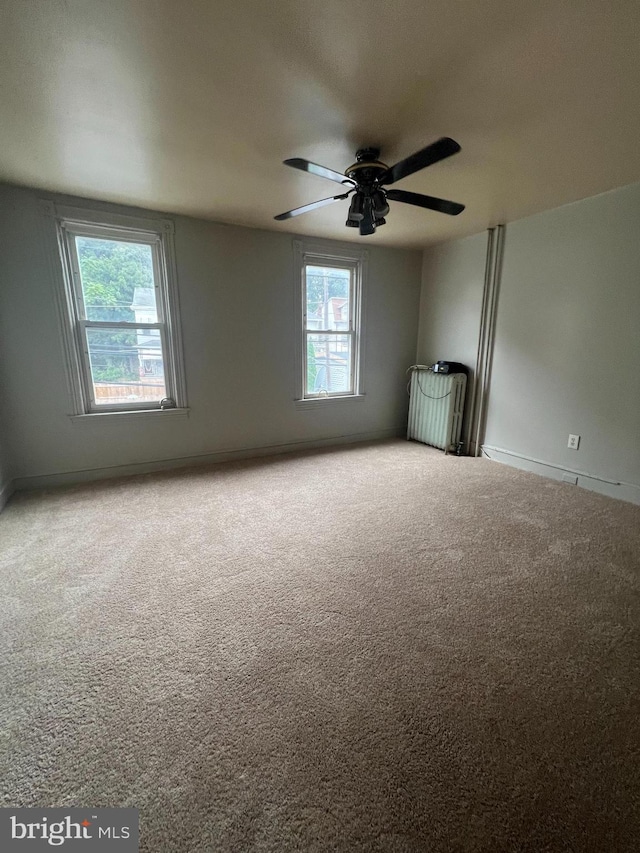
[467,227,495,455]
[469,224,505,457]
[477,223,505,455]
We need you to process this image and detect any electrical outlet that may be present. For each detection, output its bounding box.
[568,434,580,450]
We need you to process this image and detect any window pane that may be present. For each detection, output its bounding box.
[85,326,166,406]
[307,333,352,395]
[75,236,158,323]
[305,265,350,331]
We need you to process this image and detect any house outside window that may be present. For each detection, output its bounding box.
[49,205,186,416]
[294,241,367,404]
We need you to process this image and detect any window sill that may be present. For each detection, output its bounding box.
[294,394,366,411]
[69,408,190,426]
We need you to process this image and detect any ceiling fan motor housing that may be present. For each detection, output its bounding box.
[345,148,389,185]
[345,148,391,229]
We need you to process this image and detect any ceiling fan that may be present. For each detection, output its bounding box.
[274,137,465,236]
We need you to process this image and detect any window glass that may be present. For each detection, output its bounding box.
[85,327,166,406]
[75,237,158,322]
[305,266,350,332]
[306,333,352,395]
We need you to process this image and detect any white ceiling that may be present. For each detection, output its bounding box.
[2,0,640,249]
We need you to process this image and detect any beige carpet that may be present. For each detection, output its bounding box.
[1,439,639,852]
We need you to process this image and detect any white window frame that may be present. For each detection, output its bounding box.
[42,201,187,419]
[293,240,367,408]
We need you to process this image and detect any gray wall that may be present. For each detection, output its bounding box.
[417,231,487,368]
[0,184,422,485]
[416,232,487,445]
[420,182,640,502]
[485,183,640,494]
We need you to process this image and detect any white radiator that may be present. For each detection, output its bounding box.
[407,368,467,452]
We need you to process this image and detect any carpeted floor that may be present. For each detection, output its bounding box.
[1,439,640,852]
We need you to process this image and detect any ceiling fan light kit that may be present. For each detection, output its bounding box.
[275,137,465,236]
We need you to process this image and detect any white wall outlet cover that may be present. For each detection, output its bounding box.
[568,434,580,449]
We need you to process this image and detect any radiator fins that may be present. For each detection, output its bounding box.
[407,370,467,452]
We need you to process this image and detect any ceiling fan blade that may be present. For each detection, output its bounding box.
[283,158,355,186]
[274,193,349,221]
[379,137,461,186]
[385,189,465,216]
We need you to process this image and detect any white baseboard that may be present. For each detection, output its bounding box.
[0,478,15,512]
[13,428,404,492]
[482,445,640,506]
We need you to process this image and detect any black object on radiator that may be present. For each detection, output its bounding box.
[433,361,468,375]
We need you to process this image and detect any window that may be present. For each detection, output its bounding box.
[294,242,367,403]
[52,207,186,416]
